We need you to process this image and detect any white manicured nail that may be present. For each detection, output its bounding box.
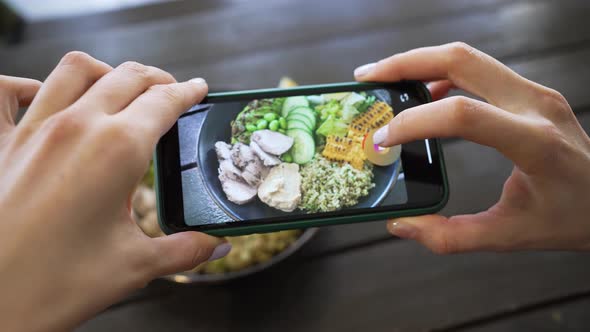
[354,63,376,78]
[388,221,418,239]
[189,77,206,85]
[208,243,232,262]
[373,126,389,146]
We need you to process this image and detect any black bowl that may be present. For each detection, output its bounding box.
[163,228,318,284]
[196,95,401,221]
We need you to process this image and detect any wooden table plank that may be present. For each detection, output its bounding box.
[0,0,25,43]
[77,243,590,332]
[463,297,590,332]
[22,0,506,42]
[2,0,586,80]
[19,0,231,42]
[0,0,514,78]
[164,18,590,104]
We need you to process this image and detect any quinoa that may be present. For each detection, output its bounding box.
[299,154,375,213]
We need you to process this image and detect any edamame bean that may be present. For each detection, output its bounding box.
[264,113,278,122]
[256,119,268,130]
[269,120,280,131]
[282,153,293,163]
[279,117,287,129]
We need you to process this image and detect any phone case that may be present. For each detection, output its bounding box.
[155,81,449,236]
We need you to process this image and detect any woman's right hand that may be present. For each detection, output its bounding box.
[355,42,590,253]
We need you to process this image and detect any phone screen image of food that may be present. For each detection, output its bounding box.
[177,89,408,226]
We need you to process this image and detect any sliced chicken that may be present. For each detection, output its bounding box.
[251,130,294,155]
[250,141,281,167]
[231,142,257,169]
[241,157,267,187]
[241,171,259,187]
[219,174,257,205]
[218,159,242,181]
[257,163,301,212]
[215,141,233,160]
[216,140,273,205]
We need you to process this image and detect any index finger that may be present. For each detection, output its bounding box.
[115,78,208,148]
[0,76,42,129]
[377,96,546,173]
[355,42,533,109]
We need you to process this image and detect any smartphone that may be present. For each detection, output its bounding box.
[155,81,448,236]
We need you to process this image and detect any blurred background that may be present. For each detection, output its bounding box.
[2,1,590,331]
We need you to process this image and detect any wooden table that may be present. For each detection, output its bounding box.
[1,1,589,330]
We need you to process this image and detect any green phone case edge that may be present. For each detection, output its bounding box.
[155,81,449,237]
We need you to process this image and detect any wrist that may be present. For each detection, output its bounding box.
[0,237,109,332]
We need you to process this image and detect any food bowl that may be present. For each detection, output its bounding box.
[132,183,318,284]
[162,228,318,284]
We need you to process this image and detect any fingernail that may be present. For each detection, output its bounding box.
[354,63,376,78]
[207,242,232,262]
[372,125,389,146]
[189,77,206,85]
[388,221,418,239]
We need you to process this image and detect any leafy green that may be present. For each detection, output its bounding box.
[356,95,376,113]
[316,115,349,137]
[315,100,342,121]
[343,92,365,107]
[341,104,359,122]
[314,93,370,137]
[271,97,286,113]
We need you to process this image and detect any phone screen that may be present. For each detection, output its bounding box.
[172,85,434,229]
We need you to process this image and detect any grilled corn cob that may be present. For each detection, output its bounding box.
[322,101,394,170]
[348,101,394,137]
[322,135,355,163]
[322,135,367,170]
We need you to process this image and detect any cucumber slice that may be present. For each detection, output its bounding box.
[287,129,315,165]
[287,113,314,131]
[282,96,309,117]
[288,107,316,129]
[287,119,312,133]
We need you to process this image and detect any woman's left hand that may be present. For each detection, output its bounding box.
[0,52,229,332]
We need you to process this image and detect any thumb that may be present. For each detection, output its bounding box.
[387,212,511,254]
[0,76,42,129]
[426,80,454,101]
[150,232,231,277]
